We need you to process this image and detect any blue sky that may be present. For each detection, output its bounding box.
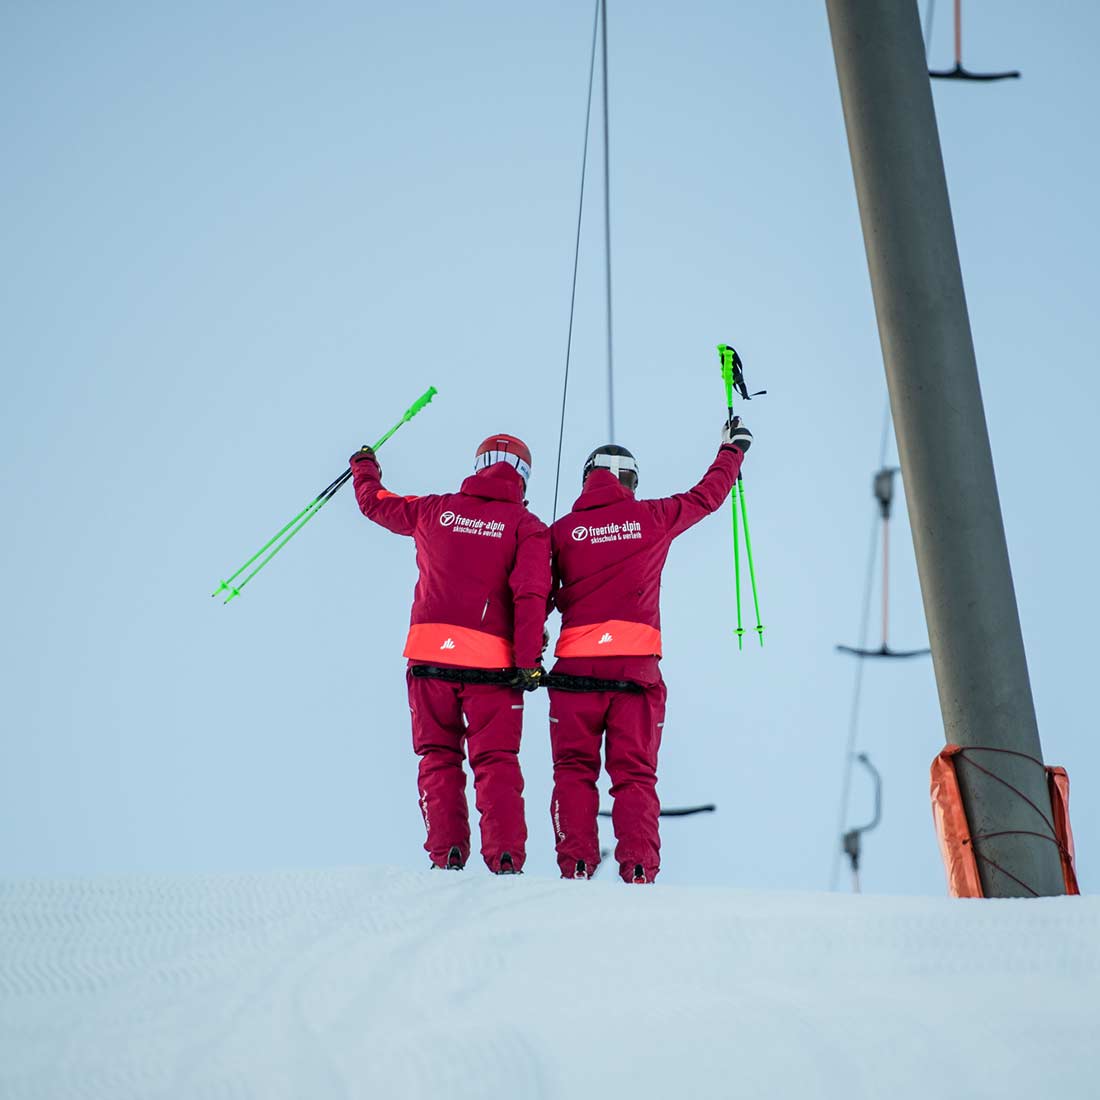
[2,1,1097,892]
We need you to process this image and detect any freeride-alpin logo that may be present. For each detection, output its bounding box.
[440,510,506,539]
[440,638,456,650]
[598,632,614,645]
[572,520,643,545]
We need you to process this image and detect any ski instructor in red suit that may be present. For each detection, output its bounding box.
[548,418,753,883]
[351,434,550,875]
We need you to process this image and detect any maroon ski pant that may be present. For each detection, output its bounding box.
[548,657,666,882]
[406,669,527,872]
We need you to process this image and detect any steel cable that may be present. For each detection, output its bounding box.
[552,0,601,521]
[829,400,892,890]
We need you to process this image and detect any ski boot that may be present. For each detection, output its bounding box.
[494,852,522,875]
[629,863,647,884]
[431,845,466,871]
[572,860,589,880]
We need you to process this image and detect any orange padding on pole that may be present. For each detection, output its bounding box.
[1048,766,1080,895]
[929,745,1081,897]
[930,746,984,897]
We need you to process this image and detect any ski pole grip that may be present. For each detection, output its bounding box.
[717,344,736,404]
[403,385,438,422]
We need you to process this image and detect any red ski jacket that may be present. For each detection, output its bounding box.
[550,445,744,659]
[352,454,550,669]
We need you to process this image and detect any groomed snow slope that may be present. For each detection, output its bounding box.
[2,867,1097,1099]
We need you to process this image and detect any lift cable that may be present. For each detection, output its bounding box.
[552,0,616,521]
[552,0,601,522]
[923,0,937,52]
[828,401,892,890]
[600,0,616,444]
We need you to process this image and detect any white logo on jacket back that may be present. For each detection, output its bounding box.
[570,520,643,545]
[440,638,456,650]
[439,510,506,539]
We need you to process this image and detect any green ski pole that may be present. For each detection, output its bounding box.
[737,479,764,646]
[214,385,438,604]
[732,477,744,650]
[717,344,766,648]
[718,344,744,647]
[211,469,348,602]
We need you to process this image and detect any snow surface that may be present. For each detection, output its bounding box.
[1,867,1097,1099]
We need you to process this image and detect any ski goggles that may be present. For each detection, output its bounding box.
[474,449,532,485]
[585,452,639,490]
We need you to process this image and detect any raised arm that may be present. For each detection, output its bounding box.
[349,448,423,536]
[649,420,752,539]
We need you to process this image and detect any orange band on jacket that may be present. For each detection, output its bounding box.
[404,623,514,668]
[555,620,662,658]
[377,490,420,502]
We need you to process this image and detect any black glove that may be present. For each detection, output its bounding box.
[722,416,752,453]
[541,628,550,659]
[511,667,544,693]
[351,445,381,477]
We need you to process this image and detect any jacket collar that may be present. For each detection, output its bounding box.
[459,463,526,503]
[571,469,635,511]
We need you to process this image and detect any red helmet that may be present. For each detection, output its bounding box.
[474,434,532,485]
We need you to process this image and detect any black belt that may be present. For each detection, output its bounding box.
[543,672,643,694]
[409,665,513,686]
[409,665,643,693]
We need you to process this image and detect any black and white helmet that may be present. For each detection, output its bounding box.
[582,444,639,492]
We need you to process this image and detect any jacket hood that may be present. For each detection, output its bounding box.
[571,469,636,512]
[459,463,527,503]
